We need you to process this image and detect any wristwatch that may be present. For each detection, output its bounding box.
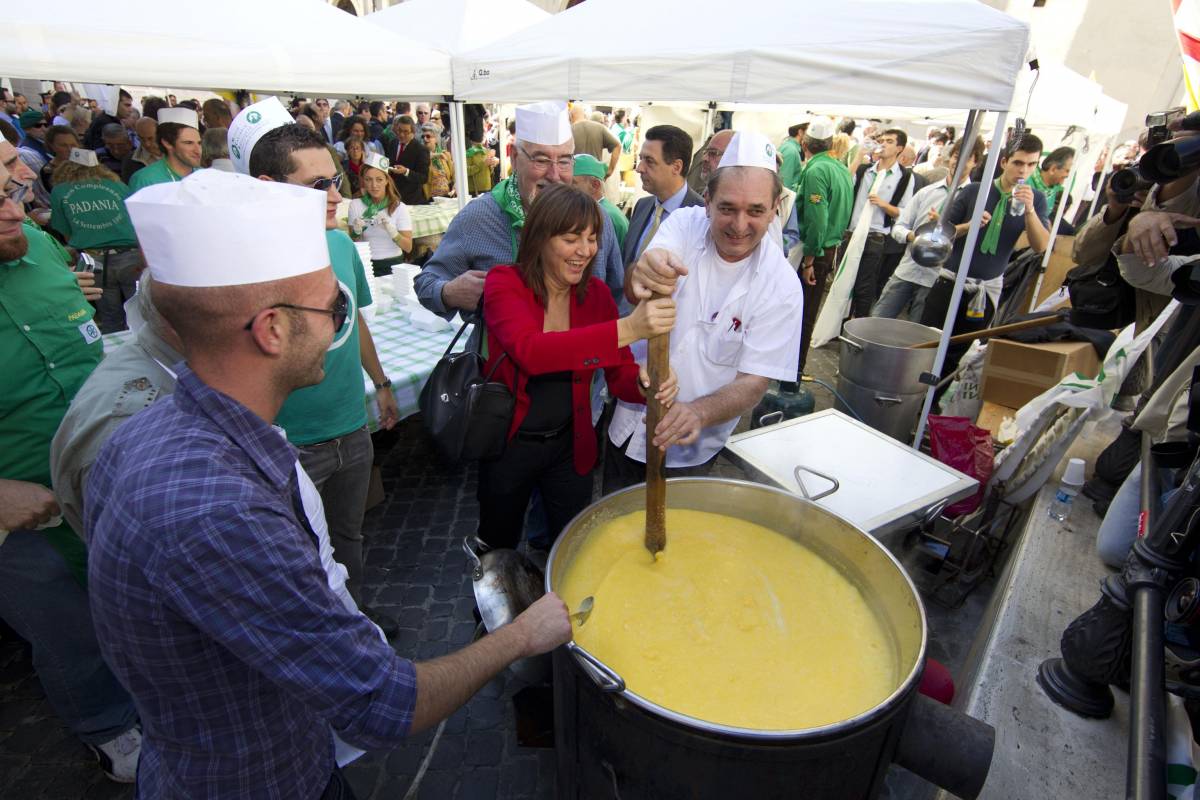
[374,378,393,389]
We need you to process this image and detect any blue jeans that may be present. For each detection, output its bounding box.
[0,531,137,744]
[871,275,931,322]
[1096,463,1179,568]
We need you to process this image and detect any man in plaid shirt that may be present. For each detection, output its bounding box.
[85,171,570,799]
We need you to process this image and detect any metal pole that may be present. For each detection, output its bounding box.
[1087,136,1117,220]
[498,109,511,180]
[912,110,1007,450]
[1027,141,1087,312]
[449,101,469,210]
[1129,584,1167,800]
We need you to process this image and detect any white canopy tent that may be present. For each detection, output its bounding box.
[453,0,1031,450]
[2,0,453,98]
[366,0,552,205]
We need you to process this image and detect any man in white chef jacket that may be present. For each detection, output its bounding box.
[604,132,805,492]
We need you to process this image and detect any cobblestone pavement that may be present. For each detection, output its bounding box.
[0,342,987,800]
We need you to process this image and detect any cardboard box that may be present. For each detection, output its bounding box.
[975,400,1018,442]
[1013,235,1075,310]
[980,338,1101,409]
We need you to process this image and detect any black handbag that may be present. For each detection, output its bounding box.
[1064,253,1137,330]
[419,319,515,462]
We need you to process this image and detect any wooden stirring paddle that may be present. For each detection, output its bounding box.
[644,304,669,555]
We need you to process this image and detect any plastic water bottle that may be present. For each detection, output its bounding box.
[1049,458,1086,522]
[1009,178,1026,217]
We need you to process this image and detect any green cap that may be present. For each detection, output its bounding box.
[19,109,46,128]
[572,153,606,181]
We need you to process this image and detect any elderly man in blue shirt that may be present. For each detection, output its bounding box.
[85,170,570,799]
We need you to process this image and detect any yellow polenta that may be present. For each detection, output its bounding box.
[558,509,898,730]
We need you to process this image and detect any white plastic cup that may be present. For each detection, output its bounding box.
[1063,457,1086,488]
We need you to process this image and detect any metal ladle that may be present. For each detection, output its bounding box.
[909,110,983,269]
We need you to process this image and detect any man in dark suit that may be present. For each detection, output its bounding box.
[623,125,703,269]
[329,100,349,143]
[385,115,430,206]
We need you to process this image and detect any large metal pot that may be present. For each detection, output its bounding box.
[546,479,993,799]
[837,318,941,442]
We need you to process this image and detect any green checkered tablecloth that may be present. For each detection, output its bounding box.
[101,310,469,431]
[410,198,462,240]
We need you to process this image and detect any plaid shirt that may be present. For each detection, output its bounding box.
[85,365,417,799]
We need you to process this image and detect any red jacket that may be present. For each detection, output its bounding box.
[483,265,644,474]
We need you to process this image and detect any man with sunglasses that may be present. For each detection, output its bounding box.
[237,110,400,635]
[415,100,626,323]
[0,162,143,783]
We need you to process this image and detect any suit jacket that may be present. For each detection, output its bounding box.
[388,137,430,206]
[329,112,345,143]
[482,265,644,475]
[622,187,704,268]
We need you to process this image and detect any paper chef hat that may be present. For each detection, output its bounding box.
[807,117,836,141]
[228,97,294,175]
[125,170,330,288]
[364,152,391,173]
[717,131,779,173]
[515,101,572,146]
[69,148,99,167]
[158,107,198,129]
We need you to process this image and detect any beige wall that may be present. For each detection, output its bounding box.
[982,0,1185,138]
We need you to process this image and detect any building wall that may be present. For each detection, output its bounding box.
[982,0,1185,138]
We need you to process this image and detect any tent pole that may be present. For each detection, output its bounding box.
[498,110,511,181]
[1026,139,1086,312]
[912,109,1006,450]
[450,101,469,210]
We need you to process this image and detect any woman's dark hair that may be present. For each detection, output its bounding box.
[339,115,369,143]
[45,124,78,154]
[516,183,604,307]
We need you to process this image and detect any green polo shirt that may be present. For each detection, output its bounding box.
[1,226,103,581]
[600,197,629,248]
[49,179,138,250]
[779,138,803,194]
[275,230,374,446]
[796,151,854,258]
[127,157,185,192]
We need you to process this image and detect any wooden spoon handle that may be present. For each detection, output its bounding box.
[644,299,669,555]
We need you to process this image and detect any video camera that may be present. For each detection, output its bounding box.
[1108,108,1192,203]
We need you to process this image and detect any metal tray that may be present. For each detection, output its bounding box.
[723,409,978,540]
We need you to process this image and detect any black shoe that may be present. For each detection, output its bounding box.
[363,606,400,639]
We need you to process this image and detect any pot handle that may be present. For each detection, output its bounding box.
[837,335,863,352]
[793,465,840,501]
[874,394,903,405]
[568,643,626,693]
[757,410,784,427]
[462,536,489,581]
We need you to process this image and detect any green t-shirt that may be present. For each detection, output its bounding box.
[275,230,374,445]
[127,158,184,192]
[49,179,138,249]
[600,197,629,248]
[0,226,102,581]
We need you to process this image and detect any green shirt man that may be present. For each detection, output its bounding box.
[796,150,854,262]
[127,157,184,192]
[779,135,804,194]
[49,179,138,250]
[571,153,629,247]
[599,197,629,248]
[1028,166,1064,218]
[0,225,103,581]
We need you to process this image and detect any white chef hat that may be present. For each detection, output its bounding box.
[806,117,836,141]
[515,101,571,146]
[157,107,198,129]
[227,97,294,175]
[125,170,330,288]
[717,131,779,173]
[363,152,391,173]
[82,84,120,117]
[69,148,99,167]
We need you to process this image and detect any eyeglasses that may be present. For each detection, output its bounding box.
[2,181,30,206]
[243,286,350,333]
[703,147,725,160]
[519,147,574,172]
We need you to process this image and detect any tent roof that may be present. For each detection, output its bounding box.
[367,0,550,56]
[3,0,453,98]
[452,0,1029,110]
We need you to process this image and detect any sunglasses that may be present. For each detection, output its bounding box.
[28,122,48,129]
[275,173,344,193]
[2,181,30,206]
[243,286,350,333]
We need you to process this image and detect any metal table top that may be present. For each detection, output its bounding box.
[723,409,978,539]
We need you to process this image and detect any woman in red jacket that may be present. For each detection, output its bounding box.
[479,183,676,549]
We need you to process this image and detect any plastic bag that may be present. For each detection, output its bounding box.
[938,341,987,420]
[928,415,995,517]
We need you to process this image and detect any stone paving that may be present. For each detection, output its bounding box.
[0,341,995,800]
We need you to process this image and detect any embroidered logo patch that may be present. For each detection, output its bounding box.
[78,320,101,345]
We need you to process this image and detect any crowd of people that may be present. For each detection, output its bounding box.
[0,78,1168,798]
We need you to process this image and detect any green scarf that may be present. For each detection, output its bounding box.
[362,195,389,220]
[980,179,1011,256]
[466,145,487,158]
[490,176,525,259]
